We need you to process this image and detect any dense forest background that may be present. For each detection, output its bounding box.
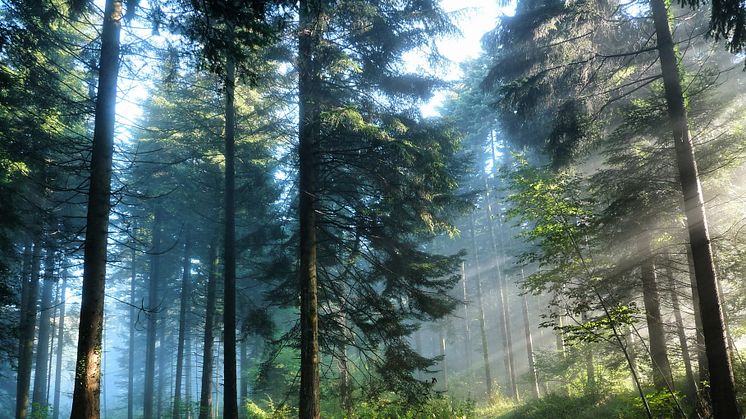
[2,0,746,418]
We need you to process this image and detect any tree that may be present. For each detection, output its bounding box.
[70,0,125,415]
[649,0,739,415]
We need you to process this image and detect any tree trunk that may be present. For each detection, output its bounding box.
[157,312,168,419]
[665,259,697,400]
[199,242,218,419]
[240,337,248,407]
[32,247,56,415]
[650,0,739,415]
[298,1,322,417]
[483,181,518,399]
[639,244,673,390]
[521,282,540,399]
[128,244,136,419]
[144,208,163,419]
[223,54,239,419]
[52,269,67,419]
[69,0,122,416]
[469,215,493,397]
[686,247,708,383]
[461,262,473,380]
[16,239,41,419]
[174,233,193,419]
[438,323,448,392]
[582,312,595,392]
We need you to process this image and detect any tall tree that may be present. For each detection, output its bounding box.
[649,0,739,415]
[297,1,323,417]
[69,0,125,415]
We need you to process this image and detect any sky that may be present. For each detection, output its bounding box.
[419,0,512,116]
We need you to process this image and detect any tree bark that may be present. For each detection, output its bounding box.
[438,323,448,392]
[483,180,517,399]
[298,1,322,417]
[240,337,248,406]
[639,244,673,390]
[16,239,41,419]
[128,244,136,419]
[199,242,218,419]
[460,262,473,380]
[686,247,708,383]
[469,215,493,397]
[144,208,163,419]
[52,269,67,419]
[650,0,739,415]
[174,233,192,419]
[69,0,122,416]
[665,259,697,400]
[223,53,239,419]
[520,282,540,399]
[32,247,56,415]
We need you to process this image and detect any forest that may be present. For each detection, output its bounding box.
[2,0,746,418]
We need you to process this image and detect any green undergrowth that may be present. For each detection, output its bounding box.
[478,389,684,419]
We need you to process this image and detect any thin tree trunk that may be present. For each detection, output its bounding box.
[223,54,239,419]
[520,275,540,399]
[32,246,56,416]
[52,268,67,419]
[582,312,595,392]
[483,179,517,399]
[438,323,448,392]
[199,242,218,419]
[298,1,322,417]
[665,259,697,400]
[69,0,122,416]
[639,244,673,389]
[174,233,193,419]
[240,337,248,407]
[47,278,60,406]
[686,247,708,383]
[650,0,739,415]
[16,239,41,419]
[469,215,493,397]
[128,244,136,419]
[461,262,473,380]
[144,208,163,418]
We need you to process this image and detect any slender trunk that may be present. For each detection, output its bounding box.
[686,247,708,382]
[665,259,697,399]
[52,269,67,419]
[469,215,493,396]
[223,54,239,419]
[639,243,673,389]
[240,337,248,407]
[438,323,448,392]
[339,330,352,416]
[483,181,517,399]
[715,278,738,362]
[520,273,540,399]
[47,279,59,405]
[626,326,638,389]
[32,247,56,415]
[461,262,473,379]
[199,243,218,419]
[16,239,41,419]
[174,233,193,419]
[650,0,739,416]
[157,314,166,419]
[128,244,136,419]
[298,1,322,417]
[185,325,192,419]
[70,0,122,416]
[582,312,595,392]
[144,209,163,418]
